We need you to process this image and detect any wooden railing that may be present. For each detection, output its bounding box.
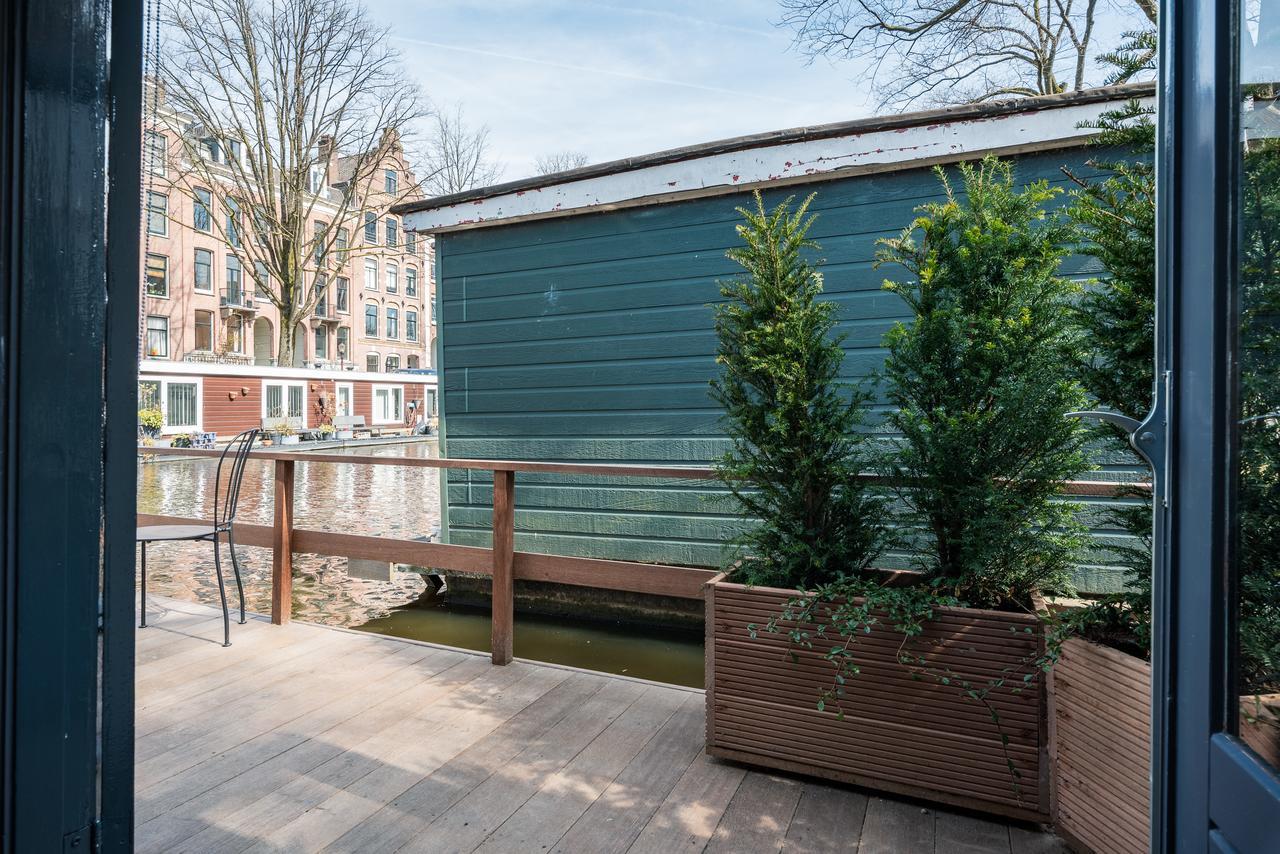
[137,446,1148,665]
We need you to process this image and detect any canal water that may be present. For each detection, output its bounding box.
[137,441,705,687]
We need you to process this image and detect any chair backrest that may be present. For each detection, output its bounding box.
[214,429,260,529]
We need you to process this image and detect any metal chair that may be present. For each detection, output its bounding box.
[138,429,260,646]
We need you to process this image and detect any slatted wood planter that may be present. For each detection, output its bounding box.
[1240,693,1280,768]
[1048,637,1151,854]
[705,576,1049,822]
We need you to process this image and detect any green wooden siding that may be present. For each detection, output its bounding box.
[437,148,1146,593]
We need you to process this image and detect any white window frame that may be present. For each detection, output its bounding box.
[334,382,354,418]
[146,191,168,236]
[193,248,214,293]
[364,258,378,292]
[371,384,404,425]
[145,315,169,358]
[365,352,380,373]
[386,261,398,293]
[261,380,308,429]
[139,375,203,434]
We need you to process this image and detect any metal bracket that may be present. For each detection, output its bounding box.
[1067,369,1168,507]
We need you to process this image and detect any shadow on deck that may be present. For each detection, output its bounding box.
[134,597,1067,853]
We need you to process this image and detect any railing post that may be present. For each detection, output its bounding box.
[490,468,515,665]
[271,458,295,625]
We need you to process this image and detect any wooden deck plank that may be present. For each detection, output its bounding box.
[473,684,689,853]
[396,677,648,853]
[323,672,609,854]
[858,796,937,854]
[625,751,747,854]
[781,782,867,854]
[132,598,1063,854]
[703,770,804,854]
[551,692,705,854]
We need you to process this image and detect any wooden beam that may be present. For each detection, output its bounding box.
[490,469,515,665]
[512,552,716,599]
[271,459,295,625]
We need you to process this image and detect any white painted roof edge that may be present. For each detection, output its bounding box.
[404,93,1153,234]
[139,359,437,385]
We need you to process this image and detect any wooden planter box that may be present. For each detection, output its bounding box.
[705,576,1049,822]
[1048,637,1151,854]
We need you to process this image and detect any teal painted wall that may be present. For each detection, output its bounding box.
[437,148,1148,593]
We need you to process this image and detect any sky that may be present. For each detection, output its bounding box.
[366,0,880,180]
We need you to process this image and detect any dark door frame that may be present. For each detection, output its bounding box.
[1157,0,1280,851]
[0,0,140,850]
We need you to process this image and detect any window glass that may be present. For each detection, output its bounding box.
[336,277,349,312]
[386,306,399,339]
[386,262,398,293]
[194,249,212,292]
[314,221,326,265]
[193,187,211,232]
[386,217,398,248]
[365,303,378,336]
[365,259,378,291]
[146,254,168,297]
[138,379,161,410]
[336,384,352,416]
[406,309,418,342]
[406,268,417,296]
[336,227,348,252]
[226,315,243,353]
[373,385,403,422]
[226,255,243,303]
[385,355,400,372]
[194,310,213,351]
[225,198,241,247]
[254,261,269,294]
[166,382,198,428]
[385,168,397,194]
[337,327,350,360]
[146,192,167,236]
[146,315,169,358]
[364,211,377,242]
[407,355,420,369]
[366,353,379,372]
[146,131,167,176]
[314,326,327,359]
[406,229,416,254]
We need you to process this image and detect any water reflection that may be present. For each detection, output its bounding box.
[137,440,705,687]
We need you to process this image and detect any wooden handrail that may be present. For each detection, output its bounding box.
[137,444,1151,664]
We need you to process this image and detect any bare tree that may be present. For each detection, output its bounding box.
[777,0,1157,109]
[534,151,590,175]
[156,0,428,366]
[421,103,504,196]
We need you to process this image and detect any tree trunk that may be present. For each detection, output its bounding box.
[277,320,297,368]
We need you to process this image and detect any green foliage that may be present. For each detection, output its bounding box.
[1063,99,1157,656]
[138,407,164,434]
[875,156,1090,608]
[1098,29,1157,85]
[711,192,887,589]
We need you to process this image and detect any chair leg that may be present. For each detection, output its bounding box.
[211,533,231,647]
[227,528,247,624]
[140,540,148,628]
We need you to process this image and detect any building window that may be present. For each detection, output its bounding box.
[364,211,377,243]
[146,131,167,176]
[364,259,378,292]
[309,164,325,194]
[336,227,348,256]
[225,198,241,247]
[193,187,212,232]
[366,353,379,372]
[372,384,403,423]
[145,253,168,298]
[254,261,270,294]
[386,306,399,339]
[194,309,213,351]
[384,168,397,194]
[226,138,242,163]
[313,220,325,265]
[336,326,350,361]
[145,315,169,358]
[139,377,201,432]
[386,262,398,293]
[406,229,416,254]
[406,309,418,342]
[365,303,378,337]
[407,354,420,369]
[194,248,213,292]
[225,314,244,353]
[146,192,167,236]
[385,354,400,372]
[201,137,221,163]
[316,287,328,319]
[385,217,398,248]
[406,268,417,297]
[336,277,349,312]
[226,255,243,302]
[314,326,327,360]
[263,381,306,426]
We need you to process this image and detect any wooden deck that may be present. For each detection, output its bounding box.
[135,597,1067,854]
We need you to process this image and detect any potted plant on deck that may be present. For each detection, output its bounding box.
[138,407,167,447]
[705,160,1089,822]
[277,422,300,445]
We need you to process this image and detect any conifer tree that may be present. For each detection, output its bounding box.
[711,192,885,590]
[877,157,1088,607]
